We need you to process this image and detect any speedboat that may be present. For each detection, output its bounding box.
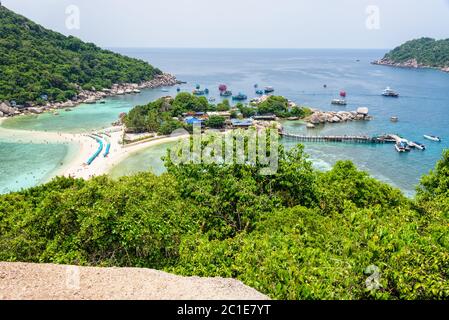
[331,99,347,106]
[423,135,441,142]
[390,116,399,122]
[382,87,399,97]
[409,141,426,150]
[264,86,275,93]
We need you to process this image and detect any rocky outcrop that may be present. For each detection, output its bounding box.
[0,262,269,300]
[306,108,371,125]
[373,58,449,73]
[0,73,179,118]
[0,102,17,116]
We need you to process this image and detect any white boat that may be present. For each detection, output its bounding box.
[133,89,141,93]
[395,141,410,153]
[382,87,399,97]
[331,99,347,105]
[409,141,426,150]
[423,135,441,142]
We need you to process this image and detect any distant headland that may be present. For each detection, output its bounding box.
[372,37,449,73]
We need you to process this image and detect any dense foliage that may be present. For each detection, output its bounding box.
[0,6,161,105]
[1,139,448,299]
[384,37,449,68]
[124,93,312,134]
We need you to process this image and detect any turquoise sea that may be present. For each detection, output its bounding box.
[1,49,449,195]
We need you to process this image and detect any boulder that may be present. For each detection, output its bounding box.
[306,123,316,129]
[27,107,43,114]
[331,116,341,123]
[357,107,369,115]
[0,102,17,115]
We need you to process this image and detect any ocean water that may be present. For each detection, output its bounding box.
[2,49,449,195]
[0,141,70,194]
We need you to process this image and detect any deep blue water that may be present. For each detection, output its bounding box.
[1,49,449,195]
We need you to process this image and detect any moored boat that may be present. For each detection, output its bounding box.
[423,135,441,142]
[331,99,347,106]
[255,89,264,95]
[220,90,232,97]
[390,116,399,122]
[264,86,275,93]
[192,89,205,95]
[232,93,248,101]
[382,87,399,97]
[395,141,410,152]
[409,141,426,150]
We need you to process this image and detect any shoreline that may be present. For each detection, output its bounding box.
[372,58,449,74]
[0,117,188,183]
[0,73,180,119]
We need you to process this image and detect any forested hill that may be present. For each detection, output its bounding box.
[0,6,161,105]
[378,38,449,69]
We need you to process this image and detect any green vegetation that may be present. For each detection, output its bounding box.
[206,116,226,129]
[255,96,312,118]
[383,37,449,68]
[124,93,312,135]
[1,138,448,299]
[0,6,161,105]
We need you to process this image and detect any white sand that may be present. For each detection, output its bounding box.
[0,118,187,181]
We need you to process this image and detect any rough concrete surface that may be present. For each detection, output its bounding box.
[0,262,269,300]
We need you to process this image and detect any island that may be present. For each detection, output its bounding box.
[0,6,179,118]
[373,37,449,73]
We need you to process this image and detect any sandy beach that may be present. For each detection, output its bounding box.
[0,117,186,182]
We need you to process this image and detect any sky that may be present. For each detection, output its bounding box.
[3,0,449,49]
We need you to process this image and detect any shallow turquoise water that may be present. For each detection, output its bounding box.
[2,48,449,195]
[109,141,178,179]
[0,141,69,194]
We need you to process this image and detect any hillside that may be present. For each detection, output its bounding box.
[1,140,448,299]
[0,5,162,105]
[374,38,449,72]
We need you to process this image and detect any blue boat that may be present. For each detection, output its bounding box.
[176,87,181,92]
[256,89,264,95]
[232,93,248,101]
[204,88,210,94]
[195,84,201,90]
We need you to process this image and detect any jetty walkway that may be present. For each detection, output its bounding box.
[280,132,399,144]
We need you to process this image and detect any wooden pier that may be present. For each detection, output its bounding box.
[280,132,398,144]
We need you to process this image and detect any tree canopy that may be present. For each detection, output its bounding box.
[0,6,161,105]
[383,37,449,68]
[1,142,448,299]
